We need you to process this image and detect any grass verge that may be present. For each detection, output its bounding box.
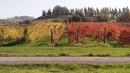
[0,64,130,73]
[0,47,130,57]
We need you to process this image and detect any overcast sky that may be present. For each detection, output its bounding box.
[0,0,130,18]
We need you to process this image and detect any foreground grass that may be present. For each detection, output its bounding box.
[0,64,130,73]
[1,37,130,57]
[0,47,130,57]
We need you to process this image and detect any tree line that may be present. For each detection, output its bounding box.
[37,5,130,22]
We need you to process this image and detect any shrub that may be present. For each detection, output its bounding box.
[69,14,82,22]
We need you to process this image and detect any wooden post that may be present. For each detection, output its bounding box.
[103,27,107,44]
[51,28,55,47]
[76,27,79,44]
[97,31,100,42]
[24,27,28,44]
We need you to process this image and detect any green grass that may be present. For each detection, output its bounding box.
[0,47,130,57]
[0,37,130,57]
[0,64,130,73]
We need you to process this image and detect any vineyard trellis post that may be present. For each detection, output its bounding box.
[97,31,100,42]
[24,27,28,44]
[0,29,4,46]
[51,28,55,47]
[103,27,107,44]
[76,26,80,44]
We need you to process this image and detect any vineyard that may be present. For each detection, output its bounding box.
[0,22,130,46]
[26,22,65,46]
[0,25,24,45]
[0,22,65,46]
[66,22,130,45]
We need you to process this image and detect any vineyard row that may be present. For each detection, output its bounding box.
[0,22,130,46]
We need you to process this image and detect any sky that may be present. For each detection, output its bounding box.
[0,0,130,18]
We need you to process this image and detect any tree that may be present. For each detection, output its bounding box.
[62,7,69,16]
[79,9,85,17]
[70,9,75,16]
[84,8,88,16]
[118,8,122,17]
[96,8,109,22]
[47,9,52,16]
[37,5,130,22]
[52,5,69,18]
[87,7,94,17]
[118,12,130,22]
[96,8,100,17]
[113,8,118,19]
[53,5,62,17]
[42,10,46,17]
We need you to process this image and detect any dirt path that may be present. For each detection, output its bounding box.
[0,57,130,64]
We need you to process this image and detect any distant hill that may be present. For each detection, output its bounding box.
[6,16,34,23]
[0,19,10,25]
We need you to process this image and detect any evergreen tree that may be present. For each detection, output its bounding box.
[42,10,46,17]
[47,9,52,16]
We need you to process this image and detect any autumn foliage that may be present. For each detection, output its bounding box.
[0,25,24,41]
[119,27,130,45]
[0,21,130,46]
[27,22,64,42]
[66,22,124,44]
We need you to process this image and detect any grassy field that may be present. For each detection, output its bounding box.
[0,64,130,73]
[0,37,129,57]
[0,47,130,57]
